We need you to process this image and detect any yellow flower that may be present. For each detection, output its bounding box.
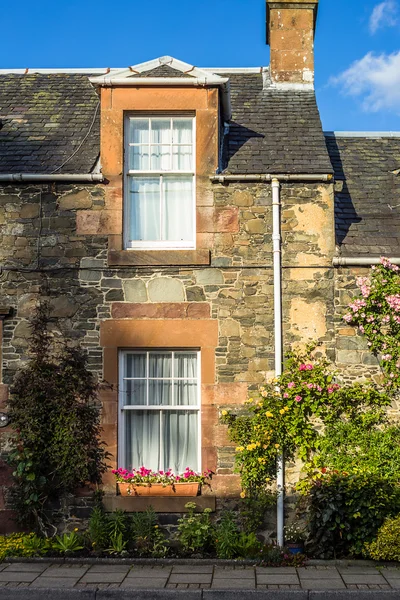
[263,444,268,449]
[265,411,273,418]
[275,443,280,449]
[74,528,79,532]
[240,491,246,498]
[235,446,244,452]
[221,410,228,416]
[279,409,285,415]
[265,477,271,482]
[284,406,289,412]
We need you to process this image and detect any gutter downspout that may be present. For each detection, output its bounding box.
[272,178,284,548]
[333,256,400,266]
[0,173,104,182]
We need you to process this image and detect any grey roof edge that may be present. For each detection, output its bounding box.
[325,131,400,138]
[0,67,267,75]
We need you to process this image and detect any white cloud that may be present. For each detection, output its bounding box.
[369,1,398,34]
[331,51,400,114]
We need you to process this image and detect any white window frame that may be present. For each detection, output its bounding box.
[123,114,196,251]
[118,349,201,472]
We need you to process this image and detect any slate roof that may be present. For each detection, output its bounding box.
[0,74,100,174]
[326,134,400,257]
[135,65,194,77]
[0,70,331,175]
[223,73,333,174]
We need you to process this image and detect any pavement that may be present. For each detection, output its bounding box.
[1,561,400,599]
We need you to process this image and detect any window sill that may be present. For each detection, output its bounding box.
[102,495,216,513]
[108,249,210,266]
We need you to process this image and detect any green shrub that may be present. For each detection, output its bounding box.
[364,514,400,561]
[176,502,215,554]
[215,511,240,559]
[0,533,51,560]
[307,472,400,558]
[130,507,168,557]
[87,506,110,551]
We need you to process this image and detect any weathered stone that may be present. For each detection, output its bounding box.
[104,289,124,302]
[220,319,240,337]
[13,320,31,339]
[148,278,185,302]
[80,270,101,283]
[59,189,93,210]
[195,268,224,285]
[123,279,148,303]
[245,218,265,234]
[231,190,254,207]
[186,286,206,302]
[17,293,39,317]
[20,204,40,219]
[50,296,78,318]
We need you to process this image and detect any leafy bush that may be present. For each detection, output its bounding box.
[215,511,240,559]
[0,533,52,560]
[307,472,400,558]
[8,303,109,532]
[52,531,84,554]
[364,514,400,561]
[176,502,215,554]
[239,491,276,534]
[87,506,110,551]
[130,507,169,557]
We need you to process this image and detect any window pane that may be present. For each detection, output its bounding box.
[126,353,146,378]
[164,410,198,472]
[125,410,160,471]
[172,145,192,171]
[149,353,171,377]
[151,120,171,144]
[124,379,147,406]
[172,119,192,144]
[150,145,171,171]
[129,119,149,144]
[129,145,149,170]
[128,177,160,241]
[149,380,172,405]
[163,177,193,241]
[174,381,198,405]
[174,352,197,378]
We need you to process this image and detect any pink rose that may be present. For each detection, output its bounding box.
[288,382,295,388]
[295,396,302,402]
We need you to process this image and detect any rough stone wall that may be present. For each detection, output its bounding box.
[0,179,338,531]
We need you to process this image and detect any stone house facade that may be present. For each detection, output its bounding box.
[0,0,399,532]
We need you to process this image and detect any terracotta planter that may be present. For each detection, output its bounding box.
[118,482,200,497]
[286,542,305,555]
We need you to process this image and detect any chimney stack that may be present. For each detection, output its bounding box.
[266,0,319,85]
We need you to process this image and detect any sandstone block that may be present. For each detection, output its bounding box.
[20,204,40,219]
[123,279,148,303]
[148,277,185,302]
[220,319,240,337]
[59,190,93,210]
[231,190,254,207]
[246,218,265,234]
[195,268,224,285]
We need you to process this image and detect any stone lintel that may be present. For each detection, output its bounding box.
[108,249,211,266]
[102,495,216,513]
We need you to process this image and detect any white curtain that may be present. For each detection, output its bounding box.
[128,177,160,241]
[123,351,199,472]
[163,177,193,241]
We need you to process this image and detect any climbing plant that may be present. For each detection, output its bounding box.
[7,303,109,533]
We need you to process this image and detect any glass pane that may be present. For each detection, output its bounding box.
[149,353,172,378]
[150,145,171,171]
[172,145,192,171]
[125,410,160,471]
[149,380,172,405]
[174,352,197,378]
[129,119,149,144]
[163,410,198,472]
[128,177,160,242]
[174,381,198,406]
[129,145,149,170]
[124,379,147,406]
[172,119,192,144]
[126,353,146,378]
[163,177,193,242]
[151,119,171,144]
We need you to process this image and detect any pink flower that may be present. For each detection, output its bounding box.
[288,382,295,388]
[327,387,334,394]
[299,364,307,371]
[306,364,313,370]
[295,395,302,402]
[307,383,314,389]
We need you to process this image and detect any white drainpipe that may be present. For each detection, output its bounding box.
[333,256,400,266]
[272,178,284,547]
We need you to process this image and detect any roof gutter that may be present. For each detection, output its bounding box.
[333,256,400,266]
[210,173,333,183]
[0,173,104,182]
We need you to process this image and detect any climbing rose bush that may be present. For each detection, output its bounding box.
[343,257,400,390]
[221,344,389,494]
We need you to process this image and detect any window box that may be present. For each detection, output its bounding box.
[118,481,200,497]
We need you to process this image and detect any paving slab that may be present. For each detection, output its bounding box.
[87,565,130,573]
[169,573,213,584]
[257,574,299,585]
[381,578,400,588]
[301,579,346,590]
[2,563,50,572]
[128,567,171,577]
[172,565,214,573]
[79,571,127,583]
[298,568,341,579]
[257,567,297,574]
[41,566,89,578]
[29,577,80,588]
[211,578,257,589]
[214,568,255,579]
[120,578,168,588]
[0,572,40,582]
[340,574,387,585]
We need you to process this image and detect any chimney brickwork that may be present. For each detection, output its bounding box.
[266,0,319,84]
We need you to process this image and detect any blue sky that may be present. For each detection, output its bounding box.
[1,0,400,131]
